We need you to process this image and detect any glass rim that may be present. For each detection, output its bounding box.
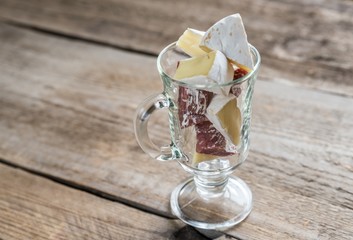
[157,41,261,88]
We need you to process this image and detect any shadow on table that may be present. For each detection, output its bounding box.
[170,225,226,240]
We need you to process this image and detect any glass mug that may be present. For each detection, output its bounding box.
[134,42,260,230]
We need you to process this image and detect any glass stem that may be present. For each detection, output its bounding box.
[194,172,230,199]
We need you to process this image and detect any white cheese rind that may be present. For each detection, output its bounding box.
[200,13,253,69]
[208,51,234,94]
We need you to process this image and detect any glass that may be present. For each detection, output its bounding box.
[134,42,260,230]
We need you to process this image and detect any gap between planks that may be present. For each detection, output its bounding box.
[1,19,158,57]
[0,158,175,220]
[0,159,239,240]
[3,19,353,100]
[0,163,215,240]
[0,20,350,238]
[3,19,353,106]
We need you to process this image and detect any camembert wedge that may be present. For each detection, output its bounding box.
[200,14,253,70]
[206,95,241,150]
[174,50,233,95]
[176,28,206,57]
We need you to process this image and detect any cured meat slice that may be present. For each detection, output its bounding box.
[229,68,248,97]
[195,121,234,156]
[178,86,213,128]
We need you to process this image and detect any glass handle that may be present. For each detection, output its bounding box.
[134,93,174,161]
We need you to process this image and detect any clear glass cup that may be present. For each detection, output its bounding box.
[134,42,260,230]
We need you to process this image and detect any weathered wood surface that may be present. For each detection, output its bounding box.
[0,164,187,240]
[0,0,352,97]
[0,23,184,218]
[0,23,353,239]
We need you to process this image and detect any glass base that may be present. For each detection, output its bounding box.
[170,176,252,230]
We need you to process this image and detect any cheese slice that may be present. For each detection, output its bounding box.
[174,50,234,95]
[176,28,207,57]
[200,14,253,70]
[206,95,241,151]
[193,152,219,166]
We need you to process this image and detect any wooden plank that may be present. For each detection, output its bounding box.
[0,22,185,218]
[0,24,353,239]
[0,164,186,240]
[0,0,352,96]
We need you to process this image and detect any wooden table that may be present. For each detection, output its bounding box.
[0,1,352,239]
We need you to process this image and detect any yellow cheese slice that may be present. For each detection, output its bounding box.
[216,98,241,146]
[206,95,241,147]
[192,152,219,166]
[174,50,234,95]
[176,28,207,57]
[174,51,216,80]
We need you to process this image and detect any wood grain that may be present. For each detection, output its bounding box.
[0,0,352,97]
[0,164,187,240]
[0,23,352,239]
